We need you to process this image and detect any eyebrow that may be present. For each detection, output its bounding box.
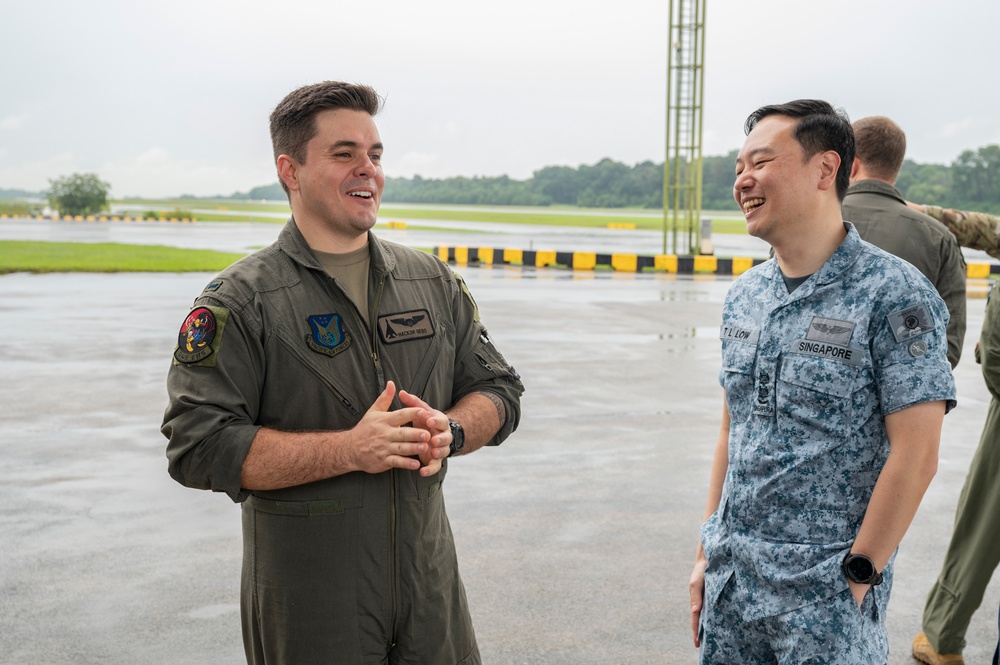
[327,140,384,152]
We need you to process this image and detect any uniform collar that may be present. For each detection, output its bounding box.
[277,218,397,276]
[845,179,905,205]
[764,222,863,296]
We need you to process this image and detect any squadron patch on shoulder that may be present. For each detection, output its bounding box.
[174,306,229,366]
[887,304,935,343]
[378,309,435,345]
[306,313,352,358]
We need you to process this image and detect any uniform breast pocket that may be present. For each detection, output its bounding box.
[720,342,757,423]
[777,353,858,441]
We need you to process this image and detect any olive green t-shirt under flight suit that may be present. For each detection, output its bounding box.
[162,220,524,665]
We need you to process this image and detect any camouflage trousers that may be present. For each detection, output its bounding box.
[699,576,888,664]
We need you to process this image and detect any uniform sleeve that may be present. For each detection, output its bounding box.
[979,289,1000,399]
[870,286,957,415]
[926,205,1000,260]
[448,271,525,445]
[161,298,264,502]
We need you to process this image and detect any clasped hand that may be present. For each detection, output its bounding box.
[353,381,452,477]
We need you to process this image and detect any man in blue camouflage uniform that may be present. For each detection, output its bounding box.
[689,100,956,663]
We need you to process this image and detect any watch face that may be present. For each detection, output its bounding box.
[847,555,874,582]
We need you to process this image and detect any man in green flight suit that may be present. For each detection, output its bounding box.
[162,81,524,665]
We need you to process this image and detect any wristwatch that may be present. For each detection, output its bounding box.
[842,553,883,586]
[448,419,465,457]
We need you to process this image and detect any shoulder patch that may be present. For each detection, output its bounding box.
[174,306,230,366]
[887,304,935,343]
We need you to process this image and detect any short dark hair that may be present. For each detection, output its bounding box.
[853,116,906,182]
[744,99,855,201]
[269,81,383,196]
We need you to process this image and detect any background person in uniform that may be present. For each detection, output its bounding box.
[688,99,956,663]
[162,81,524,665]
[907,202,1000,259]
[911,276,1000,665]
[843,116,966,368]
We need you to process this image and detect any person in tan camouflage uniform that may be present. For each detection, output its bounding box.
[907,202,1000,260]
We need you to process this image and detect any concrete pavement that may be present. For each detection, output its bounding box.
[1,265,998,664]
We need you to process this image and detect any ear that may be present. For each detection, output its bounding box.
[816,150,841,193]
[849,157,861,182]
[276,155,300,193]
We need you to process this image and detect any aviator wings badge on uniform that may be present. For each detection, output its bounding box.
[378,309,435,345]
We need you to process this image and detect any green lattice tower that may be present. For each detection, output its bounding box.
[663,0,706,255]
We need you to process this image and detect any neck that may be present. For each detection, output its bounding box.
[772,207,847,277]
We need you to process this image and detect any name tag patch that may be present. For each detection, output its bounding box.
[720,325,759,344]
[378,309,435,345]
[887,305,935,343]
[307,313,352,358]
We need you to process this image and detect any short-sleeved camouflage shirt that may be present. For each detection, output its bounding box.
[701,223,956,621]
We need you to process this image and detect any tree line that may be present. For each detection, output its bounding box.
[238,143,1000,214]
[11,142,1000,216]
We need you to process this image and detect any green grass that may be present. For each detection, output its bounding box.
[0,241,246,274]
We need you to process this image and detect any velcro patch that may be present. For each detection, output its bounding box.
[174,306,229,366]
[720,325,759,344]
[790,339,863,366]
[306,313,352,358]
[378,309,435,344]
[887,304,935,343]
[806,316,855,347]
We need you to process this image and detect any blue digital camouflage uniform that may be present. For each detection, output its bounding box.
[700,224,956,663]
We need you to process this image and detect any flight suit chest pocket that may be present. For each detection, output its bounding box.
[720,341,757,423]
[777,353,858,441]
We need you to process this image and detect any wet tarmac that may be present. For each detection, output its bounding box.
[2,222,999,664]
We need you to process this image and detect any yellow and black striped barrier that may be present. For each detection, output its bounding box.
[435,245,999,279]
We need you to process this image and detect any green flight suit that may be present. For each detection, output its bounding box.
[922,285,1000,654]
[162,220,524,665]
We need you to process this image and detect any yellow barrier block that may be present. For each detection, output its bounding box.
[86,215,96,221]
[454,247,469,264]
[535,250,557,267]
[655,255,678,273]
[386,220,407,229]
[968,263,991,279]
[111,216,120,221]
[503,249,523,264]
[98,216,107,221]
[606,222,637,229]
[732,257,755,275]
[437,247,449,262]
[612,253,638,272]
[693,256,717,273]
[573,252,597,270]
[0,214,7,219]
[75,215,84,221]
[479,247,494,265]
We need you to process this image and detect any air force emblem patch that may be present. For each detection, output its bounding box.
[307,313,352,358]
[888,304,935,343]
[378,309,435,345]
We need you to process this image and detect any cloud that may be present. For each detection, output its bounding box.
[0,114,29,131]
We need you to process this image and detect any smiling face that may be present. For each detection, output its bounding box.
[278,108,385,252]
[733,114,828,244]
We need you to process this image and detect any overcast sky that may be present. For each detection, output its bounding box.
[3,0,998,198]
